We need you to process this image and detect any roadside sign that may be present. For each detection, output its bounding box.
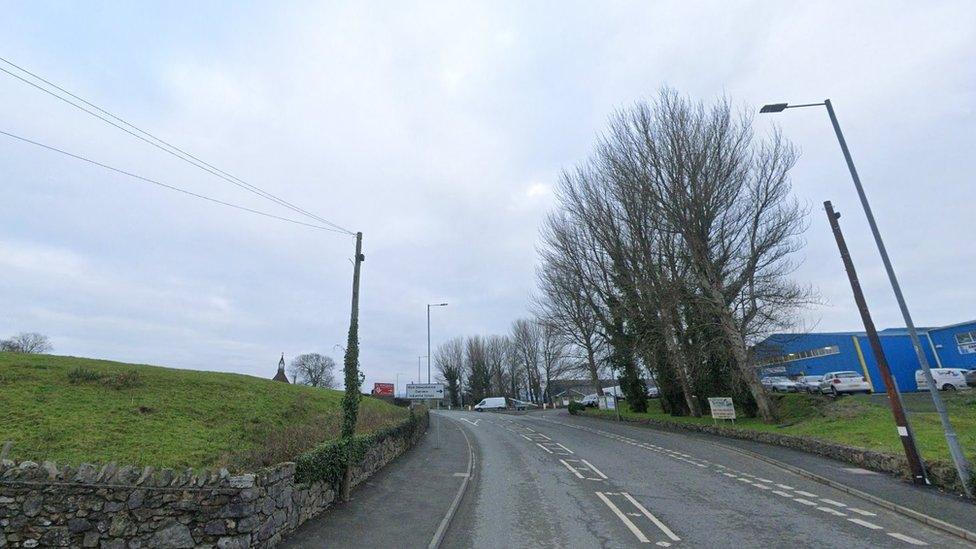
[406,383,445,399]
[372,382,394,396]
[708,397,736,420]
[599,395,616,410]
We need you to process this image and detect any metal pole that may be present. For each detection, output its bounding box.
[824,100,972,496]
[824,201,928,484]
[427,305,431,383]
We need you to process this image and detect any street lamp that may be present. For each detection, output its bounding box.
[761,99,972,497]
[395,373,410,398]
[417,355,427,384]
[427,303,448,383]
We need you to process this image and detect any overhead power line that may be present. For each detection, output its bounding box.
[0,56,355,236]
[0,128,348,233]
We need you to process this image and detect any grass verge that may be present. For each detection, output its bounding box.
[584,392,976,464]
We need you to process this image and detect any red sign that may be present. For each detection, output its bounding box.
[372,383,394,396]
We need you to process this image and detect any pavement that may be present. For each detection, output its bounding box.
[281,412,470,548]
[283,408,975,548]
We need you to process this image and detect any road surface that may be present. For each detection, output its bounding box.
[439,409,971,548]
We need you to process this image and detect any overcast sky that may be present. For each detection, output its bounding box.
[2,1,974,391]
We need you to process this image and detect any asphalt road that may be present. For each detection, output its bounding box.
[441,408,971,548]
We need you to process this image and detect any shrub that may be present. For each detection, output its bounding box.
[294,408,427,486]
[101,370,143,390]
[568,401,585,415]
[67,367,103,384]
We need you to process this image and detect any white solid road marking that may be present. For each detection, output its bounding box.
[459,418,480,426]
[819,498,846,508]
[580,458,609,480]
[772,490,793,497]
[847,518,883,530]
[775,484,794,490]
[553,443,574,454]
[560,459,585,479]
[847,508,877,517]
[621,492,681,542]
[887,532,928,546]
[536,443,554,454]
[793,498,817,506]
[595,492,650,544]
[521,434,532,441]
[794,490,819,498]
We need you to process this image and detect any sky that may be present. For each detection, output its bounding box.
[1,1,974,392]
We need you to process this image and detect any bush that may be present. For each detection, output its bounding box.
[568,401,585,415]
[294,408,427,486]
[67,367,103,384]
[102,370,143,390]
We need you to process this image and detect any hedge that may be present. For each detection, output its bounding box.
[294,407,428,486]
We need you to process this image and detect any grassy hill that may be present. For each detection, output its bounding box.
[0,352,408,471]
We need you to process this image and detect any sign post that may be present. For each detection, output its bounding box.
[707,397,736,425]
[406,383,445,400]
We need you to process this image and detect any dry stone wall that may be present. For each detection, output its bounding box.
[0,412,427,548]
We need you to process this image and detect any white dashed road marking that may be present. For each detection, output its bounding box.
[848,518,883,530]
[887,533,928,546]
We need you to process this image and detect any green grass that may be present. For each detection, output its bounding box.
[0,352,408,471]
[585,392,976,464]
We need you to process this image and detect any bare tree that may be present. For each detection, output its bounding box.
[484,335,511,398]
[434,337,465,406]
[465,336,493,403]
[511,319,544,403]
[538,321,570,404]
[289,353,338,388]
[0,332,53,354]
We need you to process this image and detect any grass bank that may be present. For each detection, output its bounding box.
[584,392,976,464]
[0,352,408,470]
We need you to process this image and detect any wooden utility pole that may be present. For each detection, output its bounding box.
[824,202,927,484]
[340,232,365,501]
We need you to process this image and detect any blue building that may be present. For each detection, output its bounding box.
[754,319,976,392]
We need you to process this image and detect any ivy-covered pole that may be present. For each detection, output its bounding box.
[339,232,364,501]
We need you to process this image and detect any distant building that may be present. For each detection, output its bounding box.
[754,318,976,391]
[272,353,290,383]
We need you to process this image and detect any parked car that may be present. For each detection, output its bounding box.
[581,393,600,407]
[474,397,507,411]
[512,399,538,410]
[647,385,660,398]
[966,369,976,388]
[796,375,824,394]
[762,376,800,392]
[818,371,872,396]
[915,368,970,391]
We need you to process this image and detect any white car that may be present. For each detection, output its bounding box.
[581,393,599,407]
[818,371,872,396]
[916,368,969,391]
[474,397,507,411]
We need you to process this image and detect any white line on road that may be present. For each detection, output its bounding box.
[775,484,794,490]
[816,506,846,517]
[793,498,817,506]
[560,459,584,479]
[794,490,819,498]
[819,498,846,508]
[847,518,883,530]
[622,492,681,542]
[595,492,650,544]
[520,434,532,441]
[887,532,928,546]
[772,490,793,497]
[580,459,608,480]
[553,443,574,454]
[459,418,480,426]
[847,508,877,517]
[536,443,553,454]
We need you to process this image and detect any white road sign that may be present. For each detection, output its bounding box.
[707,397,736,420]
[406,383,445,399]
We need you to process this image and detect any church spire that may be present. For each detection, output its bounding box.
[272,352,289,383]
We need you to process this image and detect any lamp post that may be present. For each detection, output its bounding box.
[427,303,448,383]
[761,99,972,497]
[417,355,427,385]
[396,373,409,398]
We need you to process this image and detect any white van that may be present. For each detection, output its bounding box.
[916,368,969,391]
[474,397,507,411]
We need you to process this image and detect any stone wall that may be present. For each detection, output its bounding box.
[0,412,428,548]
